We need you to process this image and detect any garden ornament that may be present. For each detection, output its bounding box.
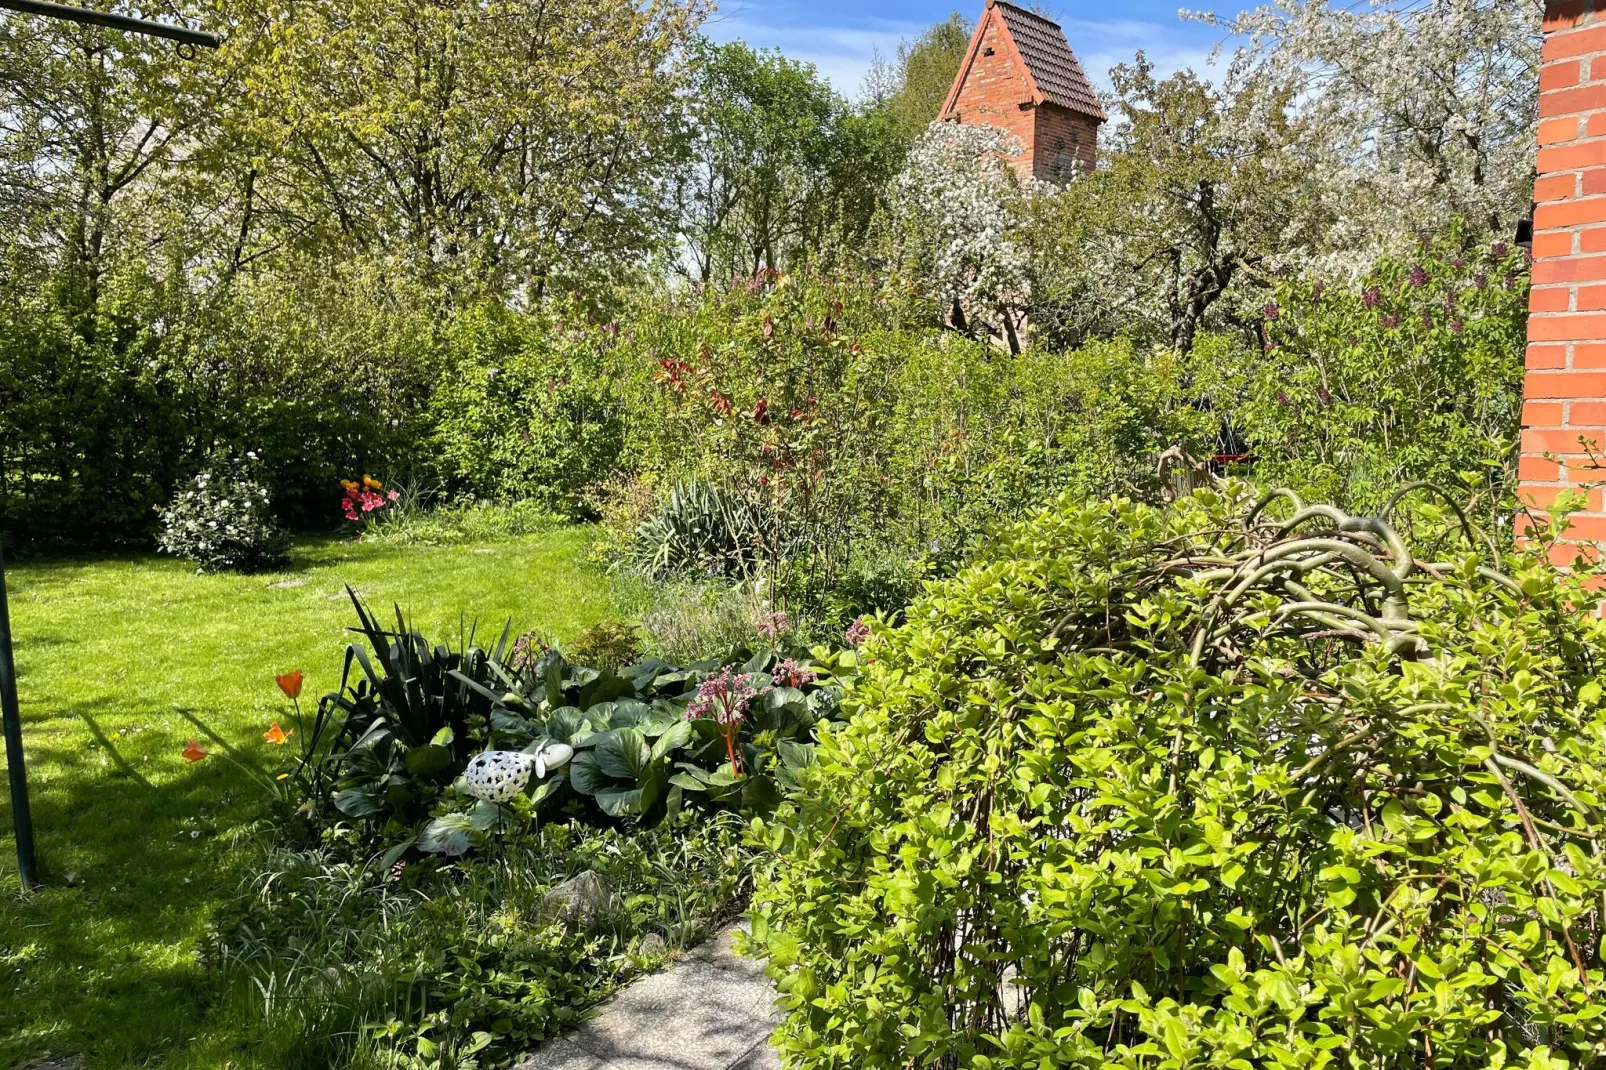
[460,742,574,803]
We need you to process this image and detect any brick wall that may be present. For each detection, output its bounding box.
[1521,0,1606,558]
[947,14,1038,177]
[1032,105,1099,181]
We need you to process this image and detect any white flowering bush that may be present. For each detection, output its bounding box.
[158,455,289,572]
[886,122,1034,352]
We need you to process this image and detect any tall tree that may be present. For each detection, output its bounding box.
[1027,57,1318,351]
[0,0,237,320]
[676,40,884,282]
[864,13,973,144]
[229,0,704,299]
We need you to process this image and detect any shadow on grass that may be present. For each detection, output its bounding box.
[0,705,276,1067]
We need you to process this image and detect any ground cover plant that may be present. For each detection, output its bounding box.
[0,529,614,1068]
[749,483,1606,1068]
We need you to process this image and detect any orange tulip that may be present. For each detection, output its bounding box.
[340,479,360,494]
[275,671,304,700]
[264,722,292,745]
[181,740,208,763]
[362,475,383,490]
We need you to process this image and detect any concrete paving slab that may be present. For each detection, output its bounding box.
[514,923,781,1070]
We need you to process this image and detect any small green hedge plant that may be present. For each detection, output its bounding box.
[749,483,1606,1069]
[157,454,289,572]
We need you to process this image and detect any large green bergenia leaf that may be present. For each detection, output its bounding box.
[595,727,651,779]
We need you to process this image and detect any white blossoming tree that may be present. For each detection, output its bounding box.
[884,122,1035,354]
[1190,0,1543,264]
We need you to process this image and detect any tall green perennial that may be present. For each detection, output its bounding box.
[749,483,1606,1069]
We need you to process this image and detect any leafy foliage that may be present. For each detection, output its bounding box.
[213,814,756,1069]
[156,454,289,572]
[1234,228,1529,520]
[750,484,1606,1068]
[631,480,780,580]
[297,591,844,855]
[567,619,645,670]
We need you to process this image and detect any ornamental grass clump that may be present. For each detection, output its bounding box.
[749,482,1606,1069]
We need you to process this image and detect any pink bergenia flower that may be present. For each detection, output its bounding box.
[845,617,871,647]
[757,610,791,642]
[685,668,758,728]
[772,659,817,689]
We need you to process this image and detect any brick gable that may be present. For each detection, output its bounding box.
[941,0,1104,184]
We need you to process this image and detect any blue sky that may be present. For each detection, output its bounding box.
[701,0,1235,99]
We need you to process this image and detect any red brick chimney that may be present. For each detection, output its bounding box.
[1520,0,1606,557]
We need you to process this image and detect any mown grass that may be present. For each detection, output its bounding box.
[0,530,616,1069]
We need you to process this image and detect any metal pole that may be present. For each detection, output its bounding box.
[0,544,38,892]
[0,0,222,49]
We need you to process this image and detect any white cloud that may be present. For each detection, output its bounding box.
[702,2,1226,99]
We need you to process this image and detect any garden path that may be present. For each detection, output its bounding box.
[514,924,781,1070]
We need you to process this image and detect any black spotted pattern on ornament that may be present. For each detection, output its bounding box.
[463,750,534,803]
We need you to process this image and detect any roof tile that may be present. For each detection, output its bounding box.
[993,1,1106,121]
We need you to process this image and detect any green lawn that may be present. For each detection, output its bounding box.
[0,530,617,1069]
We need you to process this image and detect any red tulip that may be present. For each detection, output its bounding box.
[276,671,304,700]
[182,740,207,763]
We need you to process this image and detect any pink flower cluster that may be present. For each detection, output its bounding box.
[845,617,871,647]
[771,658,817,689]
[757,610,791,642]
[686,668,759,728]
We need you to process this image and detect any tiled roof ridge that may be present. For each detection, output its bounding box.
[989,0,1107,122]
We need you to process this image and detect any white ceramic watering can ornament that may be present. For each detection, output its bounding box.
[461,741,574,803]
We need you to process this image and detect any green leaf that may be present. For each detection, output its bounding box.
[595,728,651,779]
[418,813,474,856]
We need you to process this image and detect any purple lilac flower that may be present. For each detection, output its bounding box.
[772,659,817,689]
[1263,302,1280,321]
[845,617,871,647]
[1276,389,1291,407]
[685,668,758,728]
[1317,386,1332,406]
[1381,313,1401,329]
[1492,242,1509,259]
[1474,272,1489,290]
[1312,282,1325,301]
[1408,265,1429,288]
[1450,319,1465,334]
[1362,287,1381,309]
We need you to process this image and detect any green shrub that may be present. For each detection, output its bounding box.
[609,272,1216,612]
[429,304,627,517]
[1225,224,1528,521]
[631,480,781,580]
[567,619,644,669]
[749,483,1606,1068]
[156,455,289,572]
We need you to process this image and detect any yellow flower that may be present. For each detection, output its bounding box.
[362,475,383,490]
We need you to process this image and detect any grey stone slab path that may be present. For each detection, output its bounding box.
[514,924,782,1070]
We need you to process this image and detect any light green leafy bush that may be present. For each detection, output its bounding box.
[749,483,1606,1069]
[429,305,627,517]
